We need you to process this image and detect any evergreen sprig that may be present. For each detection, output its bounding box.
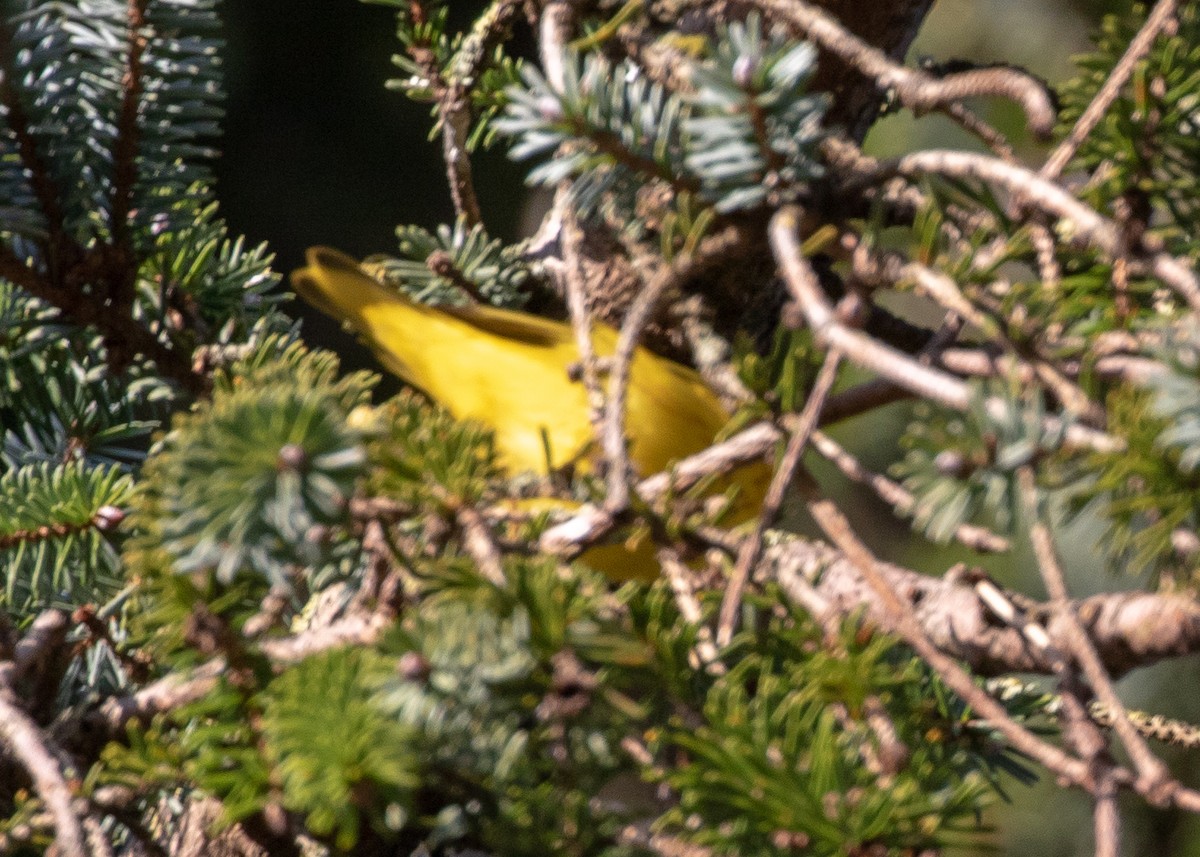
[892,383,1078,542]
[376,558,640,854]
[0,460,131,614]
[496,13,827,216]
[1058,1,1200,243]
[372,217,529,307]
[498,51,689,194]
[659,602,1004,855]
[1086,359,1200,583]
[263,648,420,849]
[374,0,523,150]
[0,0,224,246]
[684,13,827,211]
[137,340,373,585]
[366,390,502,511]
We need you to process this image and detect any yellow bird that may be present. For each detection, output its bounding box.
[291,247,769,580]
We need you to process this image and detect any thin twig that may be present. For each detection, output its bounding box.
[716,350,842,647]
[560,212,610,452]
[454,504,508,586]
[810,429,1010,553]
[660,549,724,672]
[1017,467,1175,805]
[604,228,744,511]
[1042,0,1178,179]
[0,671,86,857]
[769,206,1123,453]
[751,0,1056,138]
[1094,771,1121,857]
[792,469,1103,794]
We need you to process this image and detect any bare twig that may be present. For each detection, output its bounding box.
[1017,467,1175,805]
[716,350,842,647]
[810,429,1010,553]
[0,671,86,857]
[752,0,1056,138]
[1042,0,1178,179]
[539,1,575,92]
[539,421,783,556]
[1094,771,1121,857]
[660,549,724,672]
[604,227,745,511]
[454,503,508,586]
[769,206,1123,453]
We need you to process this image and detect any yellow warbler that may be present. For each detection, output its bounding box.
[291,247,769,579]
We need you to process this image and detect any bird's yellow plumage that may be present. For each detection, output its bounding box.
[291,247,769,579]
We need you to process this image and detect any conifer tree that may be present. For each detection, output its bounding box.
[0,1,1199,856]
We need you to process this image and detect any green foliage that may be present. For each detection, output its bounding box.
[143,199,283,333]
[892,382,1079,542]
[1148,327,1200,474]
[372,217,530,307]
[0,0,286,625]
[0,461,132,614]
[135,339,373,584]
[499,51,688,197]
[0,281,175,470]
[366,390,503,509]
[1058,1,1200,243]
[263,648,420,849]
[497,11,826,216]
[735,325,825,415]
[377,557,646,855]
[0,0,223,245]
[177,677,276,823]
[372,0,524,150]
[684,14,826,211]
[650,596,1006,855]
[1086,384,1200,583]
[8,0,1199,854]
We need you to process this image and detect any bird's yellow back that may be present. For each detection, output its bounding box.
[293,248,732,475]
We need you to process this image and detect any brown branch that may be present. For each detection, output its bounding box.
[759,533,1200,679]
[769,206,1123,453]
[454,503,508,586]
[0,667,87,857]
[110,0,149,261]
[539,420,783,557]
[75,609,393,746]
[751,0,1056,139]
[660,548,723,672]
[559,210,609,452]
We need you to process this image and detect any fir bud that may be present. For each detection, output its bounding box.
[277,443,308,472]
[93,505,126,531]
